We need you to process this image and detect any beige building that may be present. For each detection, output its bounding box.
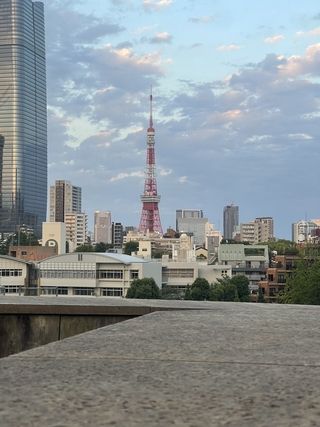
[38,252,162,297]
[162,257,231,291]
[42,222,66,255]
[65,213,88,252]
[0,256,33,294]
[240,217,274,244]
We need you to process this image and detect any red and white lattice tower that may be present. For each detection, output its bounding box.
[138,92,163,235]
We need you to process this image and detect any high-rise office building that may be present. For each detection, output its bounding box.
[176,209,209,247]
[176,209,203,231]
[0,0,47,236]
[49,180,82,222]
[94,211,112,244]
[223,204,239,240]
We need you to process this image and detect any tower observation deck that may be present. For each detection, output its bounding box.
[138,92,163,235]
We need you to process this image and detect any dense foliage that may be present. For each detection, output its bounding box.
[185,278,210,301]
[210,275,250,302]
[279,259,320,305]
[126,278,160,299]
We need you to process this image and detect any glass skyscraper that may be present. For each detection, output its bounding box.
[0,0,47,236]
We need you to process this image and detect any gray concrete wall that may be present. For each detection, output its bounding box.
[0,314,134,358]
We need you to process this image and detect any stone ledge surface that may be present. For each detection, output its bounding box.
[0,301,320,426]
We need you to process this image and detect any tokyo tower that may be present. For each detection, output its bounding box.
[138,92,163,235]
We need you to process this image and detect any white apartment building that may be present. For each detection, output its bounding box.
[42,222,66,255]
[292,220,318,243]
[94,211,112,244]
[65,213,88,252]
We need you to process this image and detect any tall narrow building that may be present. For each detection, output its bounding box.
[94,211,112,244]
[49,180,82,222]
[138,92,163,235]
[0,0,47,236]
[223,204,239,240]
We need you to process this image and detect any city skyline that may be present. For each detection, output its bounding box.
[43,1,320,238]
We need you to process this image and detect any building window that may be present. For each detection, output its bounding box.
[0,269,22,277]
[41,287,69,295]
[101,288,123,297]
[278,274,286,284]
[268,274,274,282]
[98,270,123,279]
[73,288,95,296]
[162,268,194,278]
[130,270,139,280]
[40,270,96,279]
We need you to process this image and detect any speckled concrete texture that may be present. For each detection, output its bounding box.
[0,302,320,426]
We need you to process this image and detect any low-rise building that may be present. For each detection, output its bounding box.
[161,257,231,292]
[38,252,162,297]
[0,255,36,295]
[9,246,56,262]
[218,243,269,291]
[259,254,299,303]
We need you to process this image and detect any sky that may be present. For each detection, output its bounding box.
[43,0,320,238]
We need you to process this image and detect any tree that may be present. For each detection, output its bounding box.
[264,239,299,257]
[184,285,191,300]
[257,287,265,303]
[210,275,250,302]
[189,278,210,301]
[279,259,320,305]
[94,242,113,252]
[124,241,139,255]
[74,244,94,252]
[126,278,160,299]
[230,275,250,302]
[209,282,225,301]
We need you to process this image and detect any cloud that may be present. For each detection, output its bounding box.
[149,32,173,44]
[279,44,320,77]
[143,0,172,11]
[45,1,320,236]
[264,34,284,44]
[178,176,188,184]
[216,44,242,52]
[109,171,144,182]
[296,27,320,37]
[189,16,215,24]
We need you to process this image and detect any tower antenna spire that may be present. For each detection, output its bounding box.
[149,85,154,130]
[138,90,163,235]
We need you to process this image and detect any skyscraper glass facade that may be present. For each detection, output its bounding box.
[0,0,47,236]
